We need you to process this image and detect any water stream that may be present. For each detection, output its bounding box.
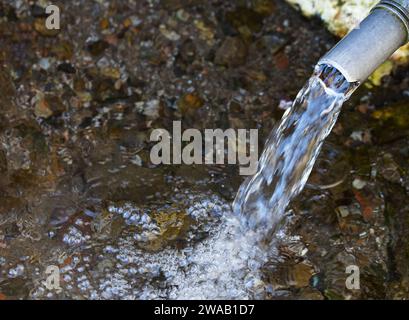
[234,64,358,239]
[136,64,359,299]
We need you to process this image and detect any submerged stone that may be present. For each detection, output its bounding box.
[34,93,66,119]
[225,7,264,37]
[215,37,248,67]
[51,41,74,60]
[87,40,110,57]
[252,0,277,17]
[33,18,59,37]
[178,93,204,115]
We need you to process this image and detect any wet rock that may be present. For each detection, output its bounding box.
[30,4,47,18]
[34,93,66,119]
[377,153,402,184]
[93,78,127,102]
[176,9,190,22]
[372,102,409,130]
[252,0,277,17]
[99,66,121,80]
[178,40,196,64]
[337,212,367,235]
[0,3,18,21]
[274,52,290,70]
[387,281,409,299]
[57,63,76,74]
[0,278,30,299]
[254,34,287,55]
[290,262,315,288]
[159,25,181,41]
[225,7,264,38]
[51,41,74,60]
[107,201,192,252]
[0,65,15,108]
[244,69,268,82]
[283,1,375,42]
[336,206,350,219]
[321,252,360,300]
[87,40,110,57]
[91,209,125,240]
[34,93,53,119]
[352,178,366,190]
[350,130,372,144]
[174,40,197,75]
[0,150,7,173]
[271,261,315,289]
[352,182,384,222]
[178,93,204,115]
[34,18,59,37]
[194,20,215,44]
[40,197,78,227]
[214,37,248,67]
[147,209,191,251]
[297,287,324,300]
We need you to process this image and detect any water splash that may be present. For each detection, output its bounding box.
[234,64,358,239]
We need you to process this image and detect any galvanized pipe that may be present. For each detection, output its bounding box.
[318,0,409,84]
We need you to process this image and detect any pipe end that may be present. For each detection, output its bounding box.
[374,0,409,42]
[317,60,361,84]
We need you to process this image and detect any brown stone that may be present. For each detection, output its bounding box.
[215,37,248,67]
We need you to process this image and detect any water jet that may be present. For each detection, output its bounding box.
[234,0,409,233]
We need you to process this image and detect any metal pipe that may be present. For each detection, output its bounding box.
[318,0,409,84]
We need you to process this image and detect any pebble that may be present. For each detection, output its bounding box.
[352,178,367,190]
[159,25,181,41]
[215,37,248,67]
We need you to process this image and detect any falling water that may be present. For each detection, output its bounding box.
[233,64,358,238]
